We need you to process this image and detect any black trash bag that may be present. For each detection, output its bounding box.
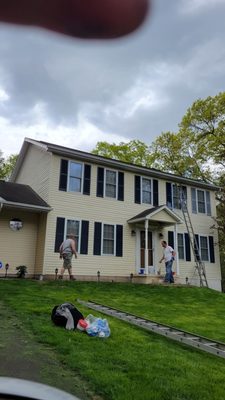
[51,302,84,330]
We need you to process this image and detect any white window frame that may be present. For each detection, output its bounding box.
[177,233,185,260]
[101,223,116,256]
[199,235,209,262]
[191,188,211,215]
[67,160,84,193]
[197,189,206,214]
[65,218,81,253]
[141,177,152,205]
[104,169,118,199]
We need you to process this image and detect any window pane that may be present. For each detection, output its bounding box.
[104,224,114,239]
[178,233,184,259]
[103,224,114,254]
[142,178,151,204]
[197,190,206,213]
[69,162,82,192]
[106,170,116,198]
[200,236,209,261]
[106,170,116,184]
[173,185,181,209]
[69,177,81,192]
[70,162,82,178]
[106,184,116,198]
[67,220,79,249]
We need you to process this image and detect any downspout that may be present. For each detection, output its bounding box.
[0,203,3,213]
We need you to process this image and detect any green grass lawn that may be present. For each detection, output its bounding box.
[1,279,225,400]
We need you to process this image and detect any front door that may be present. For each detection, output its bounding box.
[140,231,153,268]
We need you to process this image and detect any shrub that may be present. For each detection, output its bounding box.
[16,265,27,278]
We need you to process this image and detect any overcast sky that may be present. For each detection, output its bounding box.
[0,0,225,158]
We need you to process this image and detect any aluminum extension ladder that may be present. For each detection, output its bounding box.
[178,186,208,287]
[78,299,225,359]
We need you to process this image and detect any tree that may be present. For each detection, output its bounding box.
[0,154,18,180]
[92,139,153,167]
[149,92,225,182]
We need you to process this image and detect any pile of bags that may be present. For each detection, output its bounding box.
[51,302,110,338]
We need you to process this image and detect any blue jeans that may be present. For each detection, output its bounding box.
[164,260,174,283]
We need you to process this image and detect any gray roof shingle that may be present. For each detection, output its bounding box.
[0,181,50,210]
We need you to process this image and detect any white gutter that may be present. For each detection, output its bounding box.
[1,200,52,212]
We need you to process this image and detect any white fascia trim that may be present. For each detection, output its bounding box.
[1,200,52,212]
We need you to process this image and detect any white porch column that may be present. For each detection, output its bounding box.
[174,223,179,275]
[145,219,149,275]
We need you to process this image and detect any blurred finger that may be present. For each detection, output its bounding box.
[0,0,150,39]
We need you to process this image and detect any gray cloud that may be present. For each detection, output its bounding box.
[0,0,225,156]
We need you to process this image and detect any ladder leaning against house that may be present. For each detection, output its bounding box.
[178,186,208,288]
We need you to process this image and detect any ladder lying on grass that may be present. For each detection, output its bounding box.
[77,299,225,359]
[178,186,208,287]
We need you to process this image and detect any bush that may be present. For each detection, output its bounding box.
[16,265,27,278]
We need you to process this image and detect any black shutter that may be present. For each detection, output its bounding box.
[184,233,191,261]
[116,225,123,257]
[166,183,172,208]
[153,179,159,206]
[93,222,102,255]
[80,220,89,254]
[135,176,141,204]
[97,167,104,197]
[209,236,215,263]
[83,164,91,195]
[54,217,65,252]
[168,231,174,248]
[118,172,124,201]
[59,159,68,191]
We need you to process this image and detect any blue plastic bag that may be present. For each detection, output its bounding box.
[85,314,110,338]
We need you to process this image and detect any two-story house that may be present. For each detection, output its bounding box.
[0,138,221,290]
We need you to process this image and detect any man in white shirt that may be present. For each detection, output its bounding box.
[159,240,176,283]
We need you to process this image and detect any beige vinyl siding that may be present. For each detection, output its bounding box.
[40,155,221,287]
[34,213,47,275]
[0,209,38,276]
[42,156,146,276]
[15,145,51,203]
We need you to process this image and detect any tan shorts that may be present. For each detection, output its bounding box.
[62,253,72,269]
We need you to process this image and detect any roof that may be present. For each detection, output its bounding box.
[0,181,51,212]
[11,137,218,191]
[127,205,183,224]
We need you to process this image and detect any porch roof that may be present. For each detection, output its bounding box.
[0,181,51,212]
[127,205,183,225]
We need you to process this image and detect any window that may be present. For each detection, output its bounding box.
[93,222,123,257]
[197,190,206,213]
[103,224,115,255]
[97,167,124,201]
[54,217,89,254]
[166,183,187,209]
[105,170,117,198]
[66,219,80,251]
[199,236,209,262]
[191,188,211,215]
[59,159,91,195]
[177,233,185,260]
[135,176,158,206]
[142,178,152,204]
[68,161,82,192]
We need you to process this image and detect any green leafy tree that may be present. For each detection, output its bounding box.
[149,92,225,182]
[0,153,18,180]
[92,139,153,167]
